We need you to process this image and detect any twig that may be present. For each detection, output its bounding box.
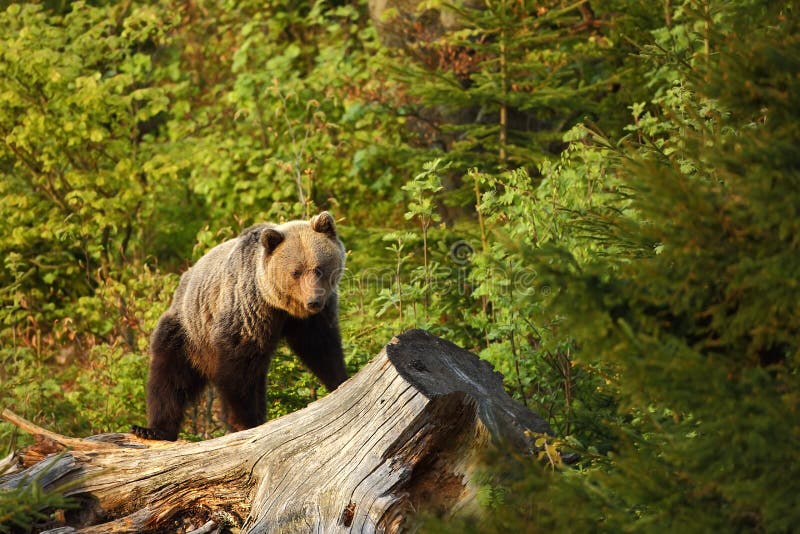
[187,520,219,534]
[1,409,117,450]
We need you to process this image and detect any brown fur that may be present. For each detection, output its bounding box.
[131,212,348,441]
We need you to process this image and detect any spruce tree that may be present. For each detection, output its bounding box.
[426,1,800,531]
[381,0,652,177]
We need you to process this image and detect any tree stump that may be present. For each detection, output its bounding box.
[1,329,551,533]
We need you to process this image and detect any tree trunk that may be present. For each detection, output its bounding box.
[1,329,551,533]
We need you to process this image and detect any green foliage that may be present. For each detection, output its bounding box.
[451,122,630,451]
[438,1,800,532]
[0,0,797,531]
[0,3,198,331]
[380,0,654,179]
[162,0,401,227]
[0,266,174,445]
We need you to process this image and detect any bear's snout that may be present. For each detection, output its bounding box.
[306,298,324,312]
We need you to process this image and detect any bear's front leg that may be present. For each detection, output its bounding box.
[213,343,270,432]
[283,299,348,392]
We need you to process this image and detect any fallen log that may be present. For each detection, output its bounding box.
[1,329,552,533]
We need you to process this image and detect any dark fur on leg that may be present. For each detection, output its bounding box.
[131,314,206,441]
[283,299,348,391]
[214,341,270,432]
[217,378,267,432]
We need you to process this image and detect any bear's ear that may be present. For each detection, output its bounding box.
[310,211,337,237]
[260,228,284,254]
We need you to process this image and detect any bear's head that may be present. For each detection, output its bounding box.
[259,212,346,318]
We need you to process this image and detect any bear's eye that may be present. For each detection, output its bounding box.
[291,268,303,279]
[313,267,323,279]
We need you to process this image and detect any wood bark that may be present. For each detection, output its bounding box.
[1,329,551,533]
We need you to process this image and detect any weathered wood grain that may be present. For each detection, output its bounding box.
[1,329,551,533]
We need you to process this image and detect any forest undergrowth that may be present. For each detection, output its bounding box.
[1,0,798,531]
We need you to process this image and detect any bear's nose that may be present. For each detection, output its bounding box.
[306,298,323,312]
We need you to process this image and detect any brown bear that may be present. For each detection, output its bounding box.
[131,212,348,441]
